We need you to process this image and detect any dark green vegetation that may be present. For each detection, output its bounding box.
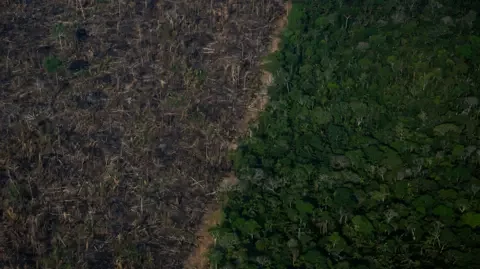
[0,1,284,268]
[210,0,480,268]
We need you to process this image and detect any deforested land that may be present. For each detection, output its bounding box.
[0,0,285,268]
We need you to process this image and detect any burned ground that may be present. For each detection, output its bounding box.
[0,0,284,268]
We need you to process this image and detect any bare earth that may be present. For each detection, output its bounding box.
[0,0,284,268]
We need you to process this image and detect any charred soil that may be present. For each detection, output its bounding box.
[0,0,284,268]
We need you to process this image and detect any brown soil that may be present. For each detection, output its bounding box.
[184,1,292,268]
[0,1,284,268]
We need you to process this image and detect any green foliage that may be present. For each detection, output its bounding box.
[210,0,480,268]
[461,212,480,228]
[433,123,461,136]
[43,56,63,73]
[53,23,65,38]
[351,216,374,235]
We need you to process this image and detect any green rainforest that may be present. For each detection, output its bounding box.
[209,0,480,268]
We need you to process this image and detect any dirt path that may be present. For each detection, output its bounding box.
[184,1,292,268]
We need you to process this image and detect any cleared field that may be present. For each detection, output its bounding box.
[0,0,284,268]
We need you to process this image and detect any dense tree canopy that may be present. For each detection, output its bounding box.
[209,0,480,268]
